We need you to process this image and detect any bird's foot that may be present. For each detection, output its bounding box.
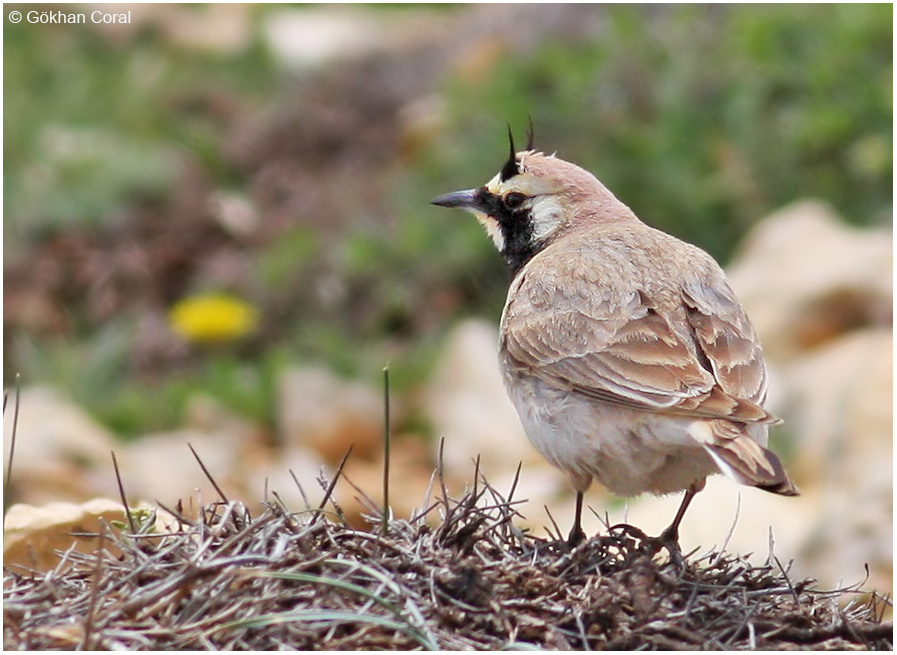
[652,527,685,568]
[637,527,687,571]
[608,523,685,569]
[566,525,587,549]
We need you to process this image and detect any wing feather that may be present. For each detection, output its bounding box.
[682,280,768,404]
[502,249,776,424]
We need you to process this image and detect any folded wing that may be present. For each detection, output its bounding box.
[502,275,774,424]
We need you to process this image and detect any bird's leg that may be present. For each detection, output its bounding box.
[566,491,586,547]
[636,479,706,565]
[656,479,706,554]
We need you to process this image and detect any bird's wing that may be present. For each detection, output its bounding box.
[502,267,775,424]
[680,279,769,406]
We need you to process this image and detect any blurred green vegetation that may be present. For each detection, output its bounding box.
[4,6,276,243]
[4,4,892,438]
[427,4,892,257]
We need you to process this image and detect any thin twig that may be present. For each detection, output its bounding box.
[543,505,563,542]
[188,442,230,504]
[312,445,353,525]
[81,527,107,650]
[772,553,801,605]
[506,461,523,507]
[111,451,137,534]
[1,458,890,651]
[715,492,741,563]
[435,436,452,522]
[289,468,313,511]
[3,373,22,521]
[381,364,391,536]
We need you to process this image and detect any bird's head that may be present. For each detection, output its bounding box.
[431,128,636,273]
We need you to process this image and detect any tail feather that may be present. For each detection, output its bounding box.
[703,434,799,497]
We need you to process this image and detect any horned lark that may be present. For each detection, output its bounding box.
[432,130,798,548]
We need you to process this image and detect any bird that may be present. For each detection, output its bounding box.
[431,128,798,550]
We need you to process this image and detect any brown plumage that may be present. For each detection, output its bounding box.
[432,142,797,548]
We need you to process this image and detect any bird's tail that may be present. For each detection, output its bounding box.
[702,422,799,496]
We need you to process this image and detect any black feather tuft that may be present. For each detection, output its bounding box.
[526,117,535,151]
[500,125,519,182]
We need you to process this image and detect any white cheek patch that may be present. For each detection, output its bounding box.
[529,195,565,242]
[475,214,505,251]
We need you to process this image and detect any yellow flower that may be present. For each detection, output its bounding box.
[169,293,258,344]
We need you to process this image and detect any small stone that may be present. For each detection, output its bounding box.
[118,429,248,510]
[426,319,543,485]
[3,498,154,573]
[245,446,330,511]
[727,200,891,362]
[277,366,383,465]
[781,328,892,489]
[339,437,433,528]
[3,386,119,504]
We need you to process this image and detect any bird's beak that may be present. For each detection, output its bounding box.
[431,188,480,211]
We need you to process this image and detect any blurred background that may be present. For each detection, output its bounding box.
[3,4,892,597]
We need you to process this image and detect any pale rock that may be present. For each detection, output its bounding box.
[339,437,433,529]
[116,394,271,509]
[721,201,892,594]
[426,319,543,485]
[245,446,330,511]
[185,393,266,450]
[157,4,252,53]
[263,8,383,69]
[4,497,154,573]
[208,189,260,238]
[525,477,821,580]
[726,200,892,362]
[534,454,890,596]
[3,386,119,503]
[118,429,249,509]
[780,328,892,489]
[622,477,817,564]
[790,479,893,598]
[796,489,889,596]
[262,7,435,70]
[90,4,253,53]
[777,328,892,595]
[277,366,383,465]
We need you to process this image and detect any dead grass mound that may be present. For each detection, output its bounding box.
[3,470,891,650]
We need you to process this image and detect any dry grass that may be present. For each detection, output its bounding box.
[3,458,892,651]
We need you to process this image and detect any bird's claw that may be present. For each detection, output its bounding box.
[566,526,586,549]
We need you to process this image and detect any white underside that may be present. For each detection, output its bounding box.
[502,365,769,497]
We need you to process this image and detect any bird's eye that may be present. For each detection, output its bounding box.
[504,192,526,209]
